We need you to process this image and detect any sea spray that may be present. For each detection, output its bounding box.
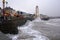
[6,18,49,40]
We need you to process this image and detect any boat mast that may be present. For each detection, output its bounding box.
[3,0,5,9]
[2,0,5,20]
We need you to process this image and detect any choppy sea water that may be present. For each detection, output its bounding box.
[0,18,60,40]
[6,18,49,40]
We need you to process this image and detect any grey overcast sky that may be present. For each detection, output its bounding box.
[0,0,60,17]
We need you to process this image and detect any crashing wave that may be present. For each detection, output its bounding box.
[6,17,49,40]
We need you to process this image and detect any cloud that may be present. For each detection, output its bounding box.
[0,0,60,16]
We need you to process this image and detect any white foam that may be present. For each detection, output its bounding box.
[33,17,41,22]
[46,22,60,26]
[17,18,49,40]
[6,17,49,40]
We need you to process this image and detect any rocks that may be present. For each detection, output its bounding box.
[40,14,49,20]
[0,20,18,34]
[0,13,34,34]
[0,16,31,34]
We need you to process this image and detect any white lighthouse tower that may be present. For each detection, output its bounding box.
[35,5,40,18]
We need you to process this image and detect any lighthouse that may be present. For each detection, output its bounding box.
[35,5,40,18]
